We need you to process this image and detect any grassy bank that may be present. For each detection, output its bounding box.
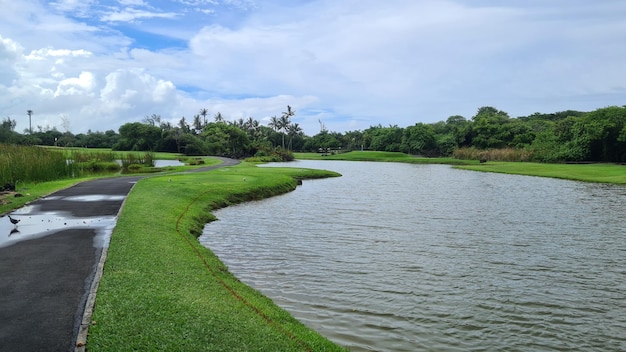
[296,150,626,184]
[294,151,474,164]
[88,163,345,351]
[456,162,626,184]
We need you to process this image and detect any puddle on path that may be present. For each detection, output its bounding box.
[41,195,127,202]
[1,194,123,249]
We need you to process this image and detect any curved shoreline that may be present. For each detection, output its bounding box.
[86,161,345,351]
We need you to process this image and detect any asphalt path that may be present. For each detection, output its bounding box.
[0,157,239,352]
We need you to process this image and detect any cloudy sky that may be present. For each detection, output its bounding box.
[1,0,625,136]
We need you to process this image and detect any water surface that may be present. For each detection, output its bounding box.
[200,161,626,351]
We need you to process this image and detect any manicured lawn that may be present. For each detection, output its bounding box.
[456,162,626,184]
[88,162,345,351]
[296,151,626,184]
[295,151,474,164]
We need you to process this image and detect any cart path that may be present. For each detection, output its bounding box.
[0,157,239,352]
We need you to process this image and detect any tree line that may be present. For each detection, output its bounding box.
[2,105,625,162]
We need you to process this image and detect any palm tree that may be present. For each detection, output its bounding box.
[199,108,209,126]
[268,115,280,132]
[287,123,303,150]
[279,106,295,149]
[214,112,224,123]
[244,117,259,139]
[192,114,202,134]
[278,115,290,149]
[231,118,245,129]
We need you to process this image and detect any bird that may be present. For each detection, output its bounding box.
[8,215,20,227]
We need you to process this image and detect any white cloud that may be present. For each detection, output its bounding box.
[25,48,93,61]
[0,35,23,86]
[101,8,180,22]
[55,72,96,97]
[50,0,96,16]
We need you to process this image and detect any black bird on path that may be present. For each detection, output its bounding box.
[8,215,20,227]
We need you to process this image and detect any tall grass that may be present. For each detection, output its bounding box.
[453,147,533,162]
[0,144,79,185]
[120,152,155,169]
[69,150,116,163]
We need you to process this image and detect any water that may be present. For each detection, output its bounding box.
[153,159,184,167]
[199,161,626,351]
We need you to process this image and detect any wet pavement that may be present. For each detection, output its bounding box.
[0,176,142,352]
[0,158,239,352]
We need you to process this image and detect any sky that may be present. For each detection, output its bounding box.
[1,0,625,136]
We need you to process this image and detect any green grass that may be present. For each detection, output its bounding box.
[0,178,89,214]
[88,163,345,351]
[0,150,222,214]
[295,151,474,164]
[48,146,186,161]
[456,162,626,184]
[296,150,626,184]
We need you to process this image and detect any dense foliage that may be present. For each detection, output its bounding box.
[3,105,625,162]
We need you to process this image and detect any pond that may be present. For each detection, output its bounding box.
[199,161,626,351]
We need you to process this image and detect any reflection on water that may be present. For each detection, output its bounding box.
[153,159,184,167]
[200,161,626,351]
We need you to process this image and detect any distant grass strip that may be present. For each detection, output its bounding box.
[294,151,474,165]
[296,151,626,184]
[456,162,626,184]
[88,163,345,351]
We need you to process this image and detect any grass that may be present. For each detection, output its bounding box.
[294,151,475,165]
[0,144,79,185]
[47,146,185,161]
[87,163,345,351]
[296,150,626,184]
[456,162,626,184]
[0,178,90,214]
[0,146,223,213]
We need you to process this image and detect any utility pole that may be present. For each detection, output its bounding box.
[27,110,33,134]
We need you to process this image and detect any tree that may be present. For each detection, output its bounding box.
[143,114,162,126]
[278,105,295,149]
[114,122,162,151]
[470,106,511,149]
[0,117,18,143]
[401,123,436,155]
[287,123,303,150]
[570,106,626,161]
[201,122,250,157]
[199,108,209,125]
[366,125,403,152]
[192,114,202,134]
[304,130,341,152]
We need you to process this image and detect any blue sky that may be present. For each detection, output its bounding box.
[1,0,625,135]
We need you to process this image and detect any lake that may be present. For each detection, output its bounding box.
[199,160,626,351]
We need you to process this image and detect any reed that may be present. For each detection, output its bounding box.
[453,147,533,162]
[69,150,116,163]
[120,152,155,169]
[0,144,79,185]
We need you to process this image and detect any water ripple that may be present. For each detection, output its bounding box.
[200,161,626,352]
